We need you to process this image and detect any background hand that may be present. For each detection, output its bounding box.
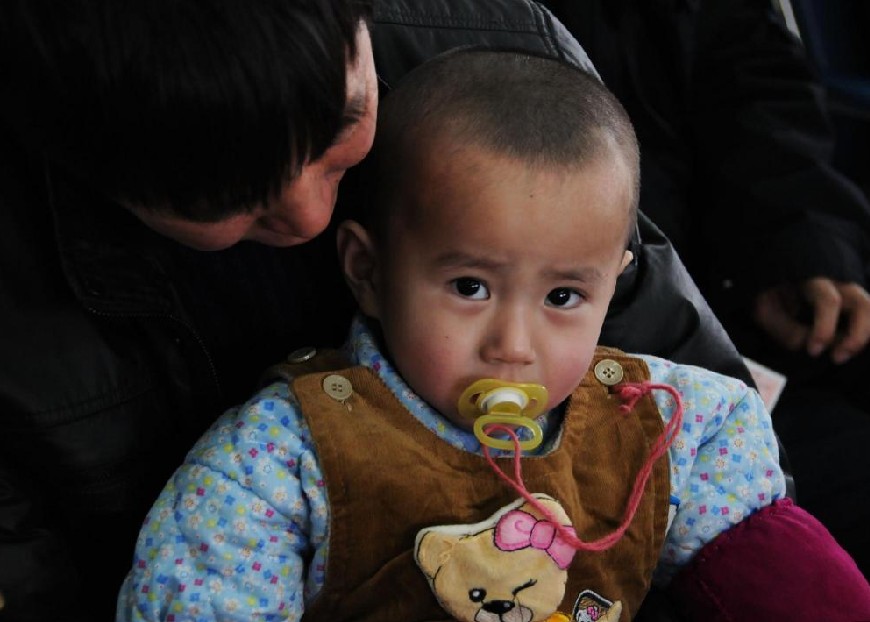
[753,278,870,363]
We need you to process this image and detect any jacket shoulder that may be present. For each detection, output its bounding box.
[371,0,597,85]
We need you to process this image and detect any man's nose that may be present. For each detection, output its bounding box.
[260,168,339,237]
[481,308,536,366]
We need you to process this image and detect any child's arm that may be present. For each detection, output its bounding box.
[668,497,870,620]
[643,357,788,579]
[116,385,328,621]
[643,357,870,618]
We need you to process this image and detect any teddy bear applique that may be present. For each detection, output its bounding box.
[414,494,623,622]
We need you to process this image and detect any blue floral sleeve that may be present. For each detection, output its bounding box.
[116,382,330,621]
[640,356,787,584]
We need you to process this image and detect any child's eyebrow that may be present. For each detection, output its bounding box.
[543,266,603,283]
[432,251,603,282]
[432,251,506,272]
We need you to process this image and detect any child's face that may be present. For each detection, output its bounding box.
[349,145,633,428]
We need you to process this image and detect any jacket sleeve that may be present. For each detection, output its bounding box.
[667,498,870,621]
[0,465,83,622]
[638,356,785,584]
[116,387,326,622]
[690,0,870,307]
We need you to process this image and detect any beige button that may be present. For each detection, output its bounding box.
[287,347,316,364]
[594,359,624,386]
[323,374,353,401]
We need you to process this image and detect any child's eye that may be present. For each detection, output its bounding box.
[451,277,489,300]
[546,287,582,308]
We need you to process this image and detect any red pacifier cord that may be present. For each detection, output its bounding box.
[482,381,683,552]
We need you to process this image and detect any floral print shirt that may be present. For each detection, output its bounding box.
[116,316,785,621]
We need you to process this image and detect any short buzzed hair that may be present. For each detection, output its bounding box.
[368,48,639,240]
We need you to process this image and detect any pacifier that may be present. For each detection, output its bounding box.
[457,379,549,451]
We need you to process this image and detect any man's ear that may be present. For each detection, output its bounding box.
[337,220,380,319]
[619,249,634,273]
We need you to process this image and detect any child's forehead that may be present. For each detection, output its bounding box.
[388,143,633,262]
[402,141,632,221]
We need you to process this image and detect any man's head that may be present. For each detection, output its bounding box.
[339,49,639,426]
[0,0,376,249]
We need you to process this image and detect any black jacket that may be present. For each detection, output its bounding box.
[0,1,747,620]
[541,0,870,323]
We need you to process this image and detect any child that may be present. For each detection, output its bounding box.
[117,49,870,621]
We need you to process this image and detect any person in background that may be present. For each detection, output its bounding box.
[116,48,870,622]
[540,0,870,573]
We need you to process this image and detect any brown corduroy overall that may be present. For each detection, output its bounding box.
[283,347,670,621]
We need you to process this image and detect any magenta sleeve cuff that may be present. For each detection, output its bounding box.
[668,499,870,621]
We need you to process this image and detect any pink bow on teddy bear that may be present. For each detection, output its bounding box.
[494,509,577,569]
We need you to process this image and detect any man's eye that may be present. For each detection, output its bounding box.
[452,278,489,300]
[546,288,582,308]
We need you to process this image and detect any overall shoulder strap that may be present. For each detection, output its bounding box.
[258,347,351,388]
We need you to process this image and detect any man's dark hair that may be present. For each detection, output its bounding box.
[0,0,371,220]
[370,48,639,240]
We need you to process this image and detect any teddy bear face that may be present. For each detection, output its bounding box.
[426,533,566,622]
[416,496,572,622]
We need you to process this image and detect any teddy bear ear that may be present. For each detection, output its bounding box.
[415,530,457,579]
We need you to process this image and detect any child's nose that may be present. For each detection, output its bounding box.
[481,309,536,366]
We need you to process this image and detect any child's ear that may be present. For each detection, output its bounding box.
[619,250,634,273]
[337,220,381,319]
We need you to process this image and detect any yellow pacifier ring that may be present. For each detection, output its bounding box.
[458,379,549,451]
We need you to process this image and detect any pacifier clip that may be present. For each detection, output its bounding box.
[463,379,683,553]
